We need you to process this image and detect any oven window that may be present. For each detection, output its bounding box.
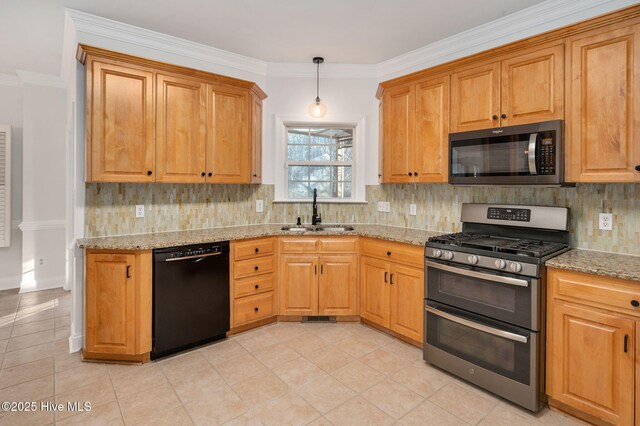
[427,265,533,329]
[427,310,531,385]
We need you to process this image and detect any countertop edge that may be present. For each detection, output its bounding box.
[545,249,640,282]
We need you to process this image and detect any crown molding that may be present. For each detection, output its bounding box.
[376,0,639,80]
[66,9,268,77]
[15,71,66,89]
[0,73,22,88]
[267,62,377,79]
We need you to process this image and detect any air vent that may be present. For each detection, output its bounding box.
[302,316,336,323]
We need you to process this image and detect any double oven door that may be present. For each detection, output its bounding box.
[424,258,544,412]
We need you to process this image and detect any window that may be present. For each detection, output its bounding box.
[0,124,11,247]
[285,126,354,200]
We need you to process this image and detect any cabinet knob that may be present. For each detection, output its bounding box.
[492,115,498,120]
[254,266,259,271]
[501,114,507,119]
[255,284,259,289]
[253,174,258,177]
[201,172,206,177]
[147,170,153,176]
[208,172,212,177]
[414,171,418,176]
[631,300,639,307]
[254,307,259,312]
[387,251,391,256]
[635,165,640,172]
[255,248,259,253]
[408,172,413,176]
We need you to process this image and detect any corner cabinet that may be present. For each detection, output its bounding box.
[565,23,640,183]
[79,45,266,184]
[547,268,639,426]
[84,250,152,363]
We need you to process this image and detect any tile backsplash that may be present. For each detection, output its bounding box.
[85,183,640,255]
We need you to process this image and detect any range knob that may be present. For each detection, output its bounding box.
[509,262,523,273]
[494,259,506,269]
[467,255,479,265]
[433,249,442,258]
[443,251,454,260]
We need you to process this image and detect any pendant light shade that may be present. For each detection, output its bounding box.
[308,57,327,118]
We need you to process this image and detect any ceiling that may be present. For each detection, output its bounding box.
[0,0,545,76]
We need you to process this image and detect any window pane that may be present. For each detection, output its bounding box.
[337,146,352,161]
[311,182,332,198]
[288,129,309,144]
[288,181,311,199]
[288,166,309,181]
[287,145,309,161]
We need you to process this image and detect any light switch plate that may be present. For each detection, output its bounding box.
[135,205,145,218]
[409,204,417,216]
[256,199,264,213]
[598,213,613,231]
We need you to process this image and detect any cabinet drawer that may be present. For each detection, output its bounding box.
[234,274,275,298]
[550,268,640,317]
[233,238,275,261]
[319,237,358,253]
[360,238,423,267]
[280,238,318,253]
[234,291,275,326]
[234,256,275,279]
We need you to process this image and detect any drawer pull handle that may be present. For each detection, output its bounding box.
[631,300,639,307]
[255,248,259,253]
[254,266,259,271]
[255,284,259,289]
[387,251,391,256]
[254,307,259,312]
[384,272,388,283]
[624,334,629,353]
[321,264,323,274]
[126,265,131,279]
[390,273,394,285]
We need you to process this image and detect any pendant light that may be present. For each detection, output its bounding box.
[308,57,327,118]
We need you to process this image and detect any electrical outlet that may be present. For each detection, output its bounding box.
[135,205,145,218]
[409,204,417,216]
[377,201,390,213]
[256,199,264,213]
[39,258,44,266]
[598,213,613,231]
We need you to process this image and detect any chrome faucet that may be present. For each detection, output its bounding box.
[311,188,322,225]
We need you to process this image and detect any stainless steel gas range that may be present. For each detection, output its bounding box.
[423,203,570,412]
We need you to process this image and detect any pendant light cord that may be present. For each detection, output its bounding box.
[316,61,320,102]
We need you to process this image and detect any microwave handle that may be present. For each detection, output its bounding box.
[528,133,538,175]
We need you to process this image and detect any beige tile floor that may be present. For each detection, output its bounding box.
[0,288,589,426]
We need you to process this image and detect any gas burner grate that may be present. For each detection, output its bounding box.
[497,240,568,257]
[428,232,489,245]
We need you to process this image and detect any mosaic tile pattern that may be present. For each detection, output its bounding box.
[85,183,640,255]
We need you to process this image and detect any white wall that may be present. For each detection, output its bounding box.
[263,76,380,186]
[0,85,23,290]
[19,83,66,292]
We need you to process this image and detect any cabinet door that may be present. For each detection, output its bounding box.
[501,44,564,126]
[566,24,640,182]
[250,93,263,184]
[279,255,318,316]
[389,264,424,342]
[359,256,390,328]
[205,83,250,183]
[414,76,450,183]
[156,74,206,183]
[382,85,414,183]
[548,302,634,425]
[318,254,358,316]
[89,60,155,182]
[451,62,501,132]
[86,253,137,354]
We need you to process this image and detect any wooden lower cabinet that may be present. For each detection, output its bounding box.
[279,255,318,316]
[547,268,639,426]
[318,254,358,316]
[85,250,152,362]
[359,238,424,345]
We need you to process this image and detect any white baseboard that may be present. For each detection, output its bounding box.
[19,276,66,293]
[0,275,21,291]
[68,333,83,353]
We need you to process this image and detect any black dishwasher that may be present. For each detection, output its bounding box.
[152,241,230,359]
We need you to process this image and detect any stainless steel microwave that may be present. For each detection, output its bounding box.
[449,120,564,186]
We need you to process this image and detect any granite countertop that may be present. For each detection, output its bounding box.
[77,224,444,250]
[546,249,640,281]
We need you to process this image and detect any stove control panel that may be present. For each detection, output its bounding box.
[425,247,539,278]
[487,207,531,222]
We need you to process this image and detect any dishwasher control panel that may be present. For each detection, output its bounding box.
[154,241,230,263]
[167,245,222,260]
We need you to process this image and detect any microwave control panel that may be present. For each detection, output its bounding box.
[487,207,531,222]
[538,137,555,175]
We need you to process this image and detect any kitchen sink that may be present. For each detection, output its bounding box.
[280,225,355,232]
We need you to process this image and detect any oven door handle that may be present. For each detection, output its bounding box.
[528,133,538,175]
[426,261,529,287]
[425,306,528,343]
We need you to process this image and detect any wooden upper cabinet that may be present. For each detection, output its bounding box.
[548,301,634,425]
[501,44,564,126]
[451,61,501,132]
[156,74,206,183]
[250,93,263,184]
[206,83,250,183]
[88,59,155,182]
[566,24,640,182]
[414,76,450,182]
[382,85,414,183]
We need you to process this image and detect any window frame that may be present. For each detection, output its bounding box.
[274,115,367,204]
